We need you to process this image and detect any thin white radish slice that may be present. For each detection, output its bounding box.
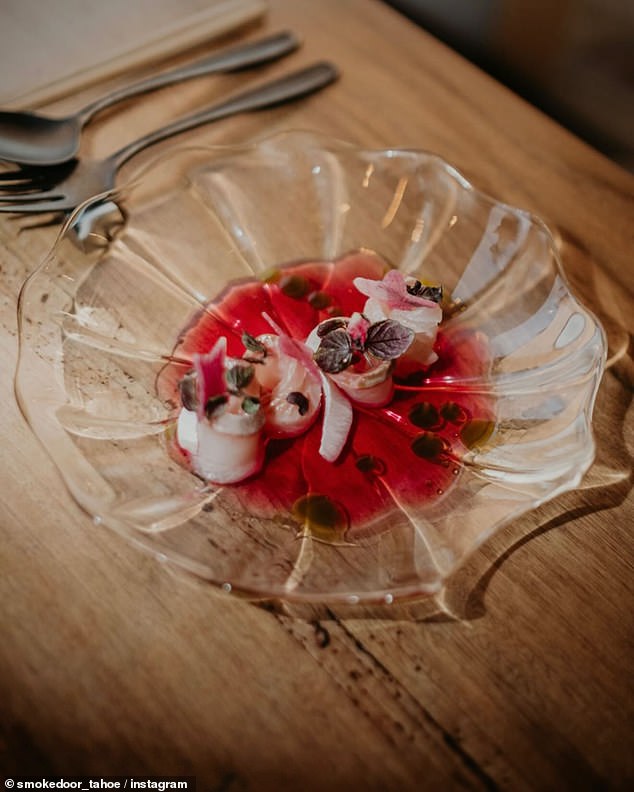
[318,372,352,462]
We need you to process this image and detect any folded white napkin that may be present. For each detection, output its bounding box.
[0,0,266,107]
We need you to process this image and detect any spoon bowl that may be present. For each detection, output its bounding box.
[0,111,81,165]
[0,30,299,166]
[0,62,340,214]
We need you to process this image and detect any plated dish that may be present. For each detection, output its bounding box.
[15,131,607,603]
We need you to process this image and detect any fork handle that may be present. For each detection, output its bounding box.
[77,31,300,123]
[108,62,339,168]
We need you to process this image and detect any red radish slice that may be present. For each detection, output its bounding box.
[193,336,227,419]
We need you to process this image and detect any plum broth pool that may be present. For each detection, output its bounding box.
[158,251,495,541]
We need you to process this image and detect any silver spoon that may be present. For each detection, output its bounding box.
[0,30,299,167]
[0,62,340,215]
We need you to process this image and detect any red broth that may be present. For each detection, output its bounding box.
[158,251,495,541]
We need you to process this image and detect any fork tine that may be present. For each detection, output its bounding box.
[0,171,32,184]
[0,162,76,197]
[0,161,77,182]
[0,188,65,204]
[0,180,55,194]
[0,197,71,214]
[0,168,48,182]
[0,174,44,191]
[0,170,72,194]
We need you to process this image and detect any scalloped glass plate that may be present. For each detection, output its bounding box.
[16,131,606,604]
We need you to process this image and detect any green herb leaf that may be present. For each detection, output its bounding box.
[242,332,267,357]
[365,319,414,359]
[314,328,353,373]
[225,363,254,393]
[241,396,261,415]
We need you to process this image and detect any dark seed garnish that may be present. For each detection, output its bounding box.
[292,494,348,542]
[411,433,448,460]
[308,290,332,310]
[314,328,353,373]
[395,369,426,387]
[326,306,344,317]
[286,391,309,416]
[225,363,254,393]
[242,331,267,357]
[365,319,414,360]
[406,279,423,296]
[406,280,443,303]
[279,274,310,299]
[440,402,468,424]
[241,396,261,415]
[419,284,443,303]
[355,454,386,475]
[205,394,228,419]
[409,402,441,429]
[178,371,198,411]
[316,317,347,337]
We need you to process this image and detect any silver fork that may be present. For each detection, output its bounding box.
[0,31,299,166]
[0,62,338,215]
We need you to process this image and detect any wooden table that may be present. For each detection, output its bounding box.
[1,1,632,787]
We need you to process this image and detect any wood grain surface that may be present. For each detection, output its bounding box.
[0,0,632,788]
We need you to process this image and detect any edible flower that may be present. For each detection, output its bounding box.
[353,269,442,366]
[353,269,440,310]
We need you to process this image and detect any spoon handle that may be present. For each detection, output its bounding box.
[78,31,300,123]
[109,61,339,169]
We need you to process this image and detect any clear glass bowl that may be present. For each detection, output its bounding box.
[16,131,607,604]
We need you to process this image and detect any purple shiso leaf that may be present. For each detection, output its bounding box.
[365,319,414,359]
[313,328,353,373]
[316,317,347,337]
